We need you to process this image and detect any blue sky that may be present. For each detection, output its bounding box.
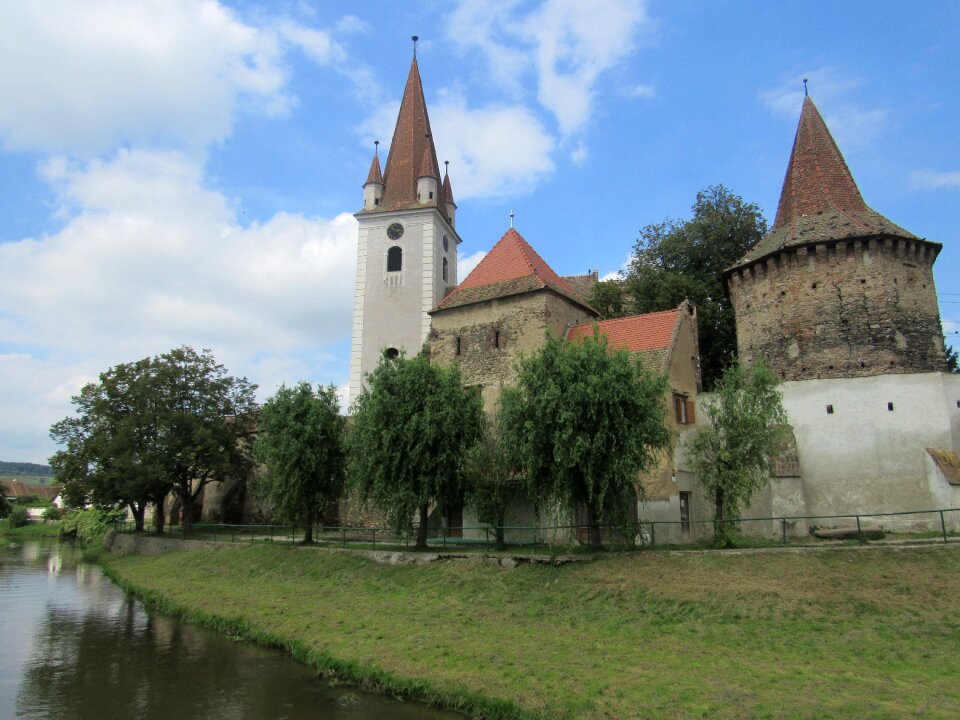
[1,0,957,463]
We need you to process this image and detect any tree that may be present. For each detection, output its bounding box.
[151,347,258,533]
[50,357,171,532]
[944,338,959,373]
[624,185,767,389]
[0,482,11,520]
[348,352,484,549]
[687,360,788,547]
[498,332,671,547]
[588,279,627,319]
[255,383,346,544]
[463,420,521,550]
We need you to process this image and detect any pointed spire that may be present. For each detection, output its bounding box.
[365,141,383,185]
[729,94,919,269]
[772,96,868,230]
[442,160,455,205]
[378,55,442,211]
[418,144,436,179]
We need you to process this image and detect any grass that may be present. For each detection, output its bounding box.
[0,520,62,538]
[102,543,960,720]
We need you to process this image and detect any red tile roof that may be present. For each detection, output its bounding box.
[375,58,443,212]
[364,151,383,185]
[442,171,455,205]
[433,228,594,312]
[567,307,680,353]
[419,146,436,179]
[730,95,929,269]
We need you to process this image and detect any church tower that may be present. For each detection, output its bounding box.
[725,94,945,380]
[349,43,461,403]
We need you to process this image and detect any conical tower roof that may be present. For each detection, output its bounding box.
[364,151,383,185]
[375,57,442,212]
[433,228,595,313]
[732,96,926,269]
[442,169,455,205]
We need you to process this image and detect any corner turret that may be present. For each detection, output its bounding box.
[362,141,384,211]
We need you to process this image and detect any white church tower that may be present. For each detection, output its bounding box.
[349,41,461,404]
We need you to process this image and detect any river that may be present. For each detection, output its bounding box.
[0,540,462,719]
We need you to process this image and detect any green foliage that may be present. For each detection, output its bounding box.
[7,504,30,528]
[255,383,346,543]
[588,279,627,319]
[624,185,767,389]
[688,361,788,547]
[0,461,53,477]
[945,339,959,373]
[348,352,485,548]
[42,504,62,521]
[50,347,257,533]
[0,482,9,519]
[462,421,521,550]
[498,332,671,545]
[60,507,123,545]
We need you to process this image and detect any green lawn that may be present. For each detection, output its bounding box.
[0,520,61,537]
[103,544,960,719]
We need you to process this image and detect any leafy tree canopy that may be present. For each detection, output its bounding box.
[462,420,521,550]
[348,352,484,549]
[254,382,345,544]
[687,360,787,547]
[498,332,671,545]
[621,185,767,389]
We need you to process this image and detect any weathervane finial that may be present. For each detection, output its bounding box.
[412,35,419,58]
[509,209,515,228]
[803,78,808,97]
[374,139,379,156]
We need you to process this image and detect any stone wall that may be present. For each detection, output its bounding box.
[728,235,944,381]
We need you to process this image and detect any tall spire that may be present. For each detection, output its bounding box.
[365,141,383,185]
[377,55,442,211]
[442,160,455,205]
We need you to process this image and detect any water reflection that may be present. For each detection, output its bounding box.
[1,542,460,720]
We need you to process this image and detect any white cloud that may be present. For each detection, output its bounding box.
[910,170,960,190]
[0,150,357,460]
[458,250,487,280]
[570,141,589,166]
[623,83,656,99]
[759,69,888,149]
[432,92,556,199]
[0,0,298,155]
[446,0,650,136]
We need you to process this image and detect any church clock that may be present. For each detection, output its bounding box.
[387,222,404,240]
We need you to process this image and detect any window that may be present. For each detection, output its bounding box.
[384,347,399,359]
[387,246,402,272]
[673,393,695,424]
[455,336,462,356]
[442,257,448,282]
[494,330,501,349]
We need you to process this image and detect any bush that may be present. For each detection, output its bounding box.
[60,507,123,545]
[42,505,62,521]
[8,504,30,528]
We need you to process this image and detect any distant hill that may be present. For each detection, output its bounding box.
[0,461,54,478]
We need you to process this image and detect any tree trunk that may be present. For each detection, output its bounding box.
[303,512,314,545]
[416,503,429,550]
[181,480,195,534]
[495,505,506,551]
[153,500,166,536]
[713,487,728,547]
[131,503,145,533]
[586,502,602,548]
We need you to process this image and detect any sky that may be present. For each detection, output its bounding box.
[1,0,958,464]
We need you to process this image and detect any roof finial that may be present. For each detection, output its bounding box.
[374,139,379,157]
[509,209,515,228]
[803,78,808,97]
[444,160,449,175]
[412,35,419,58]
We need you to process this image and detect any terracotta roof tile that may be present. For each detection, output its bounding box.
[442,171,455,205]
[567,308,680,355]
[562,272,599,303]
[418,146,436,179]
[372,58,442,212]
[364,151,383,186]
[730,96,929,270]
[433,228,594,312]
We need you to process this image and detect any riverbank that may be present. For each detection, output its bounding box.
[102,541,960,719]
[0,520,61,539]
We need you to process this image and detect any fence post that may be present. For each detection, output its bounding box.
[940,510,948,543]
[856,515,863,543]
[650,522,656,550]
[781,517,787,545]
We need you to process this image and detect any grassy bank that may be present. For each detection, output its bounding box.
[103,544,960,719]
[0,520,61,538]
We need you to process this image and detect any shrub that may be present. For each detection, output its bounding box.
[42,505,62,521]
[8,504,30,528]
[60,507,123,545]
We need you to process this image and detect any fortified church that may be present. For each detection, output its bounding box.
[349,48,960,540]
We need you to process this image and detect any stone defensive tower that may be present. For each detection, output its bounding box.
[725,95,945,380]
[349,44,460,403]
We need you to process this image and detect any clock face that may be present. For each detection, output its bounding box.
[387,222,404,240]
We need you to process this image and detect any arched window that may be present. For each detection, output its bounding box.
[442,257,448,282]
[387,246,403,272]
[384,347,399,359]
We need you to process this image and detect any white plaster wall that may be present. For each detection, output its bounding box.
[781,372,960,525]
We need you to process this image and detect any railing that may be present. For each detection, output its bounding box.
[111,506,960,552]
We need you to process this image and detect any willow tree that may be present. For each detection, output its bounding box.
[255,382,345,544]
[348,353,484,549]
[688,360,787,547]
[498,332,670,546]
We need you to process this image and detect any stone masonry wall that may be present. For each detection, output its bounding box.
[728,236,944,381]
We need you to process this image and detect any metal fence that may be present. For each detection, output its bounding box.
[113,506,960,552]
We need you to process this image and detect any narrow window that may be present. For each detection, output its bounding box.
[442,257,448,283]
[887,402,894,412]
[429,191,434,199]
[673,393,689,424]
[455,336,462,356]
[494,330,501,349]
[387,246,402,272]
[826,404,834,414]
